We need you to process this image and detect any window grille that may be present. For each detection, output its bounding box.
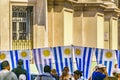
[12,6,33,40]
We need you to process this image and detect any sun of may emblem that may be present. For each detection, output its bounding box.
[21,51,28,58]
[0,53,6,60]
[105,52,112,58]
[64,48,71,55]
[75,48,81,55]
[43,50,50,57]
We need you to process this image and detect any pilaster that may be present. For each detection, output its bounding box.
[0,0,10,50]
[73,3,106,48]
[48,0,74,46]
[73,6,83,46]
[104,8,120,50]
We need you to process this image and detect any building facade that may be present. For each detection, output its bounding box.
[0,0,120,73]
[0,0,119,50]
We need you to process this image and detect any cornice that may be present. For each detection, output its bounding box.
[48,0,78,6]
[73,3,107,12]
[73,2,107,8]
[104,8,120,17]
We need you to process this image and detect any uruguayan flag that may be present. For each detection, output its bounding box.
[95,48,116,76]
[33,48,53,74]
[115,50,120,68]
[53,46,73,76]
[0,51,13,70]
[10,50,31,80]
[73,46,93,79]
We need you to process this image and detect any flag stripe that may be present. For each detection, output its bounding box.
[38,49,43,73]
[116,50,120,68]
[65,58,68,67]
[53,47,60,76]
[10,51,15,69]
[44,59,47,65]
[76,58,81,70]
[49,59,52,68]
[75,58,78,69]
[118,51,120,68]
[15,50,19,66]
[23,60,25,69]
[79,59,81,71]
[108,61,112,76]
[104,61,107,66]
[58,47,64,71]
[86,48,92,79]
[26,60,30,80]
[33,49,40,73]
[33,49,39,72]
[95,48,99,63]
[116,50,119,61]
[83,47,87,76]
[49,59,51,67]
[69,58,73,74]
[99,49,103,64]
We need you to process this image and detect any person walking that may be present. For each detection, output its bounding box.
[51,69,59,80]
[12,59,27,80]
[91,64,108,80]
[73,70,83,80]
[60,66,73,80]
[35,65,55,80]
[0,60,18,80]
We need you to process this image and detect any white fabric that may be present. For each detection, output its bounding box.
[0,70,18,80]
[19,74,26,80]
[97,64,106,68]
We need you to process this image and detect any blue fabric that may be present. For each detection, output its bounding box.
[92,71,106,80]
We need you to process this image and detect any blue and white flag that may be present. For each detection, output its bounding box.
[33,48,53,74]
[115,50,120,68]
[10,50,31,80]
[73,46,93,79]
[0,50,31,80]
[95,48,116,76]
[0,51,13,70]
[53,46,73,76]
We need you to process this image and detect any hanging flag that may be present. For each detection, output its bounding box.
[53,46,73,76]
[0,51,13,70]
[73,46,93,79]
[115,50,120,68]
[10,50,31,80]
[33,47,53,74]
[95,48,116,76]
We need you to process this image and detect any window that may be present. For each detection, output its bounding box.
[12,6,33,40]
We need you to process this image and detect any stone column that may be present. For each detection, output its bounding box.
[104,9,119,50]
[73,3,106,48]
[73,6,83,46]
[48,0,74,46]
[48,0,53,47]
[48,0,64,46]
[0,0,10,50]
[118,18,120,49]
